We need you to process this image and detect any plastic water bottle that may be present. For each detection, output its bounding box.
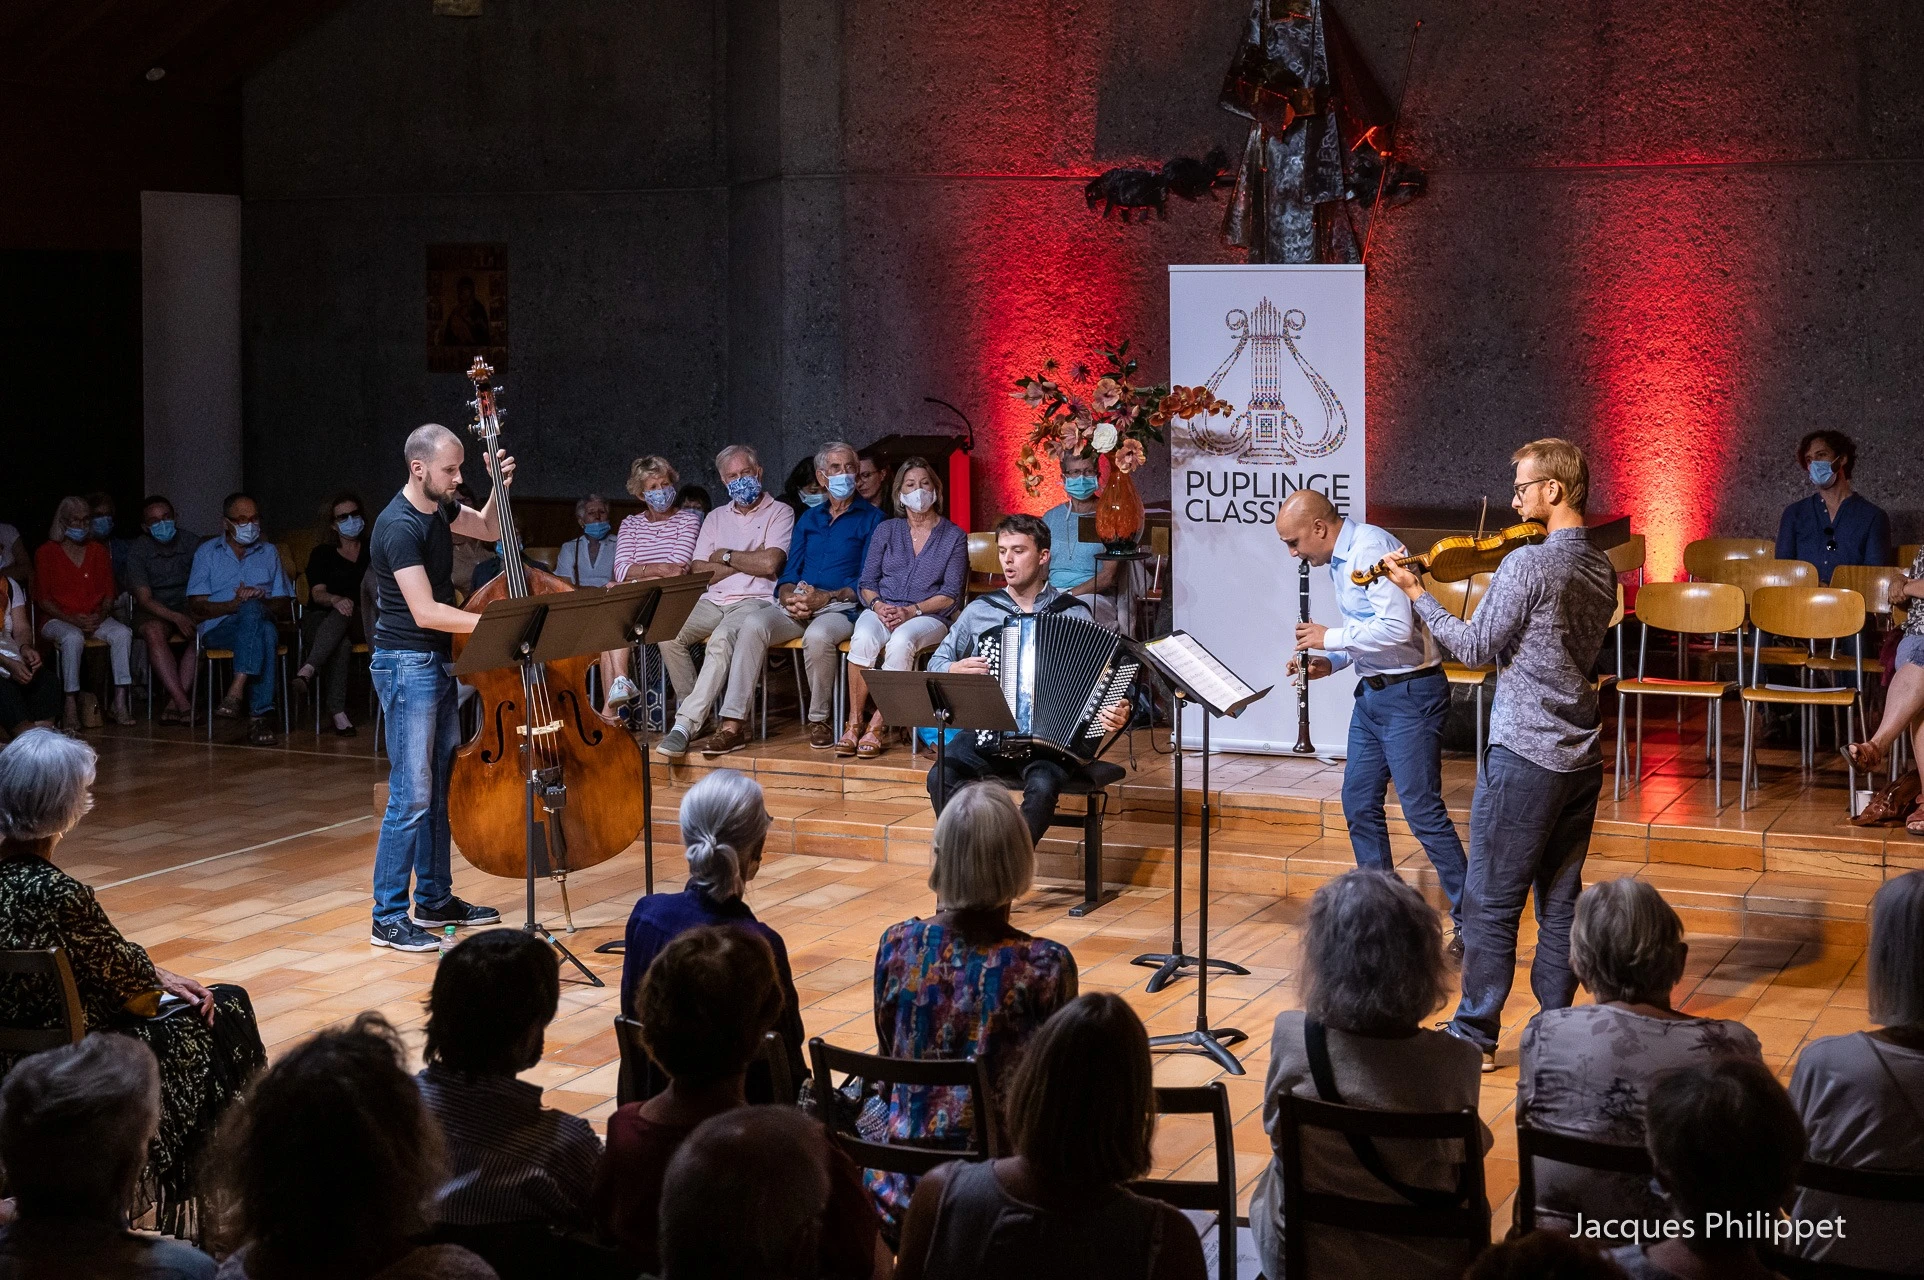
[439,925,457,954]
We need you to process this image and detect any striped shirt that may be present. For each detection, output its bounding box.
[611,509,702,584]
[858,517,968,621]
[415,1065,603,1229]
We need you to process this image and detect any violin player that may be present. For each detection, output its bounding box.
[1378,438,1617,1071]
[1273,490,1466,954]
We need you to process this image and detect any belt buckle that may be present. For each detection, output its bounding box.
[1365,674,1387,691]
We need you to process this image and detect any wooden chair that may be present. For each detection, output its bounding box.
[613,1014,794,1107]
[1426,573,1494,775]
[1276,1094,1489,1278]
[198,630,290,742]
[1132,1083,1240,1280]
[1739,586,1865,811]
[1006,759,1126,917]
[1683,537,1773,582]
[1897,543,1922,572]
[1512,1112,1651,1234]
[965,530,1002,597]
[1764,1160,1924,1280]
[1614,582,1745,807]
[808,1037,996,1177]
[1717,557,1819,666]
[758,636,850,740]
[0,947,86,1056]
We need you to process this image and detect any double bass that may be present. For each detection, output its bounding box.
[447,359,647,914]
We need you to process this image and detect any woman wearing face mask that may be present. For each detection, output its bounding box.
[840,458,968,759]
[296,492,370,736]
[604,457,703,721]
[1041,450,1138,632]
[1776,430,1891,583]
[556,492,618,589]
[34,496,135,731]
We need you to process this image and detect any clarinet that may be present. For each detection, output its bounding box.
[1293,559,1315,754]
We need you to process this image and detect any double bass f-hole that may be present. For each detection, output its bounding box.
[557,687,605,747]
[482,696,517,765]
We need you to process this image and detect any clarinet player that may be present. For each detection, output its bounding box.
[1273,490,1467,953]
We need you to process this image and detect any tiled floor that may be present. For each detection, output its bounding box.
[60,707,1886,1235]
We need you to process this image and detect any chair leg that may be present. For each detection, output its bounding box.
[1634,695,1645,790]
[791,650,807,732]
[1740,701,1753,811]
[1712,700,1723,810]
[1846,701,1858,816]
[1613,694,1629,801]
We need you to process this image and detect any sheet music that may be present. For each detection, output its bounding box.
[1144,632,1257,712]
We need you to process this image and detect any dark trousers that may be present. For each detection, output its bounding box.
[299,608,360,716]
[1450,744,1602,1053]
[0,663,62,730]
[927,734,1069,846]
[1342,669,1467,926]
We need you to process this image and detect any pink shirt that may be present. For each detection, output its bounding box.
[692,496,794,605]
[611,509,702,583]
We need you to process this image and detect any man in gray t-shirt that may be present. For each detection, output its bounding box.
[124,496,202,722]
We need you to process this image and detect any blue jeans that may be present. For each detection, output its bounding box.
[204,600,280,716]
[370,648,459,926]
[1343,669,1467,925]
[1450,744,1602,1052]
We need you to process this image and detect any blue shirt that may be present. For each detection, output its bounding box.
[1041,503,1099,590]
[185,538,294,636]
[1322,518,1440,677]
[776,495,882,594]
[1775,492,1891,582]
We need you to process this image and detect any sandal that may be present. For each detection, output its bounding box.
[834,724,862,758]
[215,694,244,720]
[1846,740,1887,772]
[1908,802,1924,838]
[856,729,884,760]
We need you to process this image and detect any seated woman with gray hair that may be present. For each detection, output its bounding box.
[1249,869,1491,1280]
[0,1033,215,1276]
[866,782,1078,1236]
[617,767,807,1095]
[1516,877,1762,1233]
[0,729,265,1229]
[1786,869,1924,1273]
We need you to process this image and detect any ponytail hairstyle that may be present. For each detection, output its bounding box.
[679,769,771,900]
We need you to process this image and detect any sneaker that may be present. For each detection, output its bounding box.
[605,675,640,714]
[414,896,502,928]
[656,726,690,760]
[370,918,440,952]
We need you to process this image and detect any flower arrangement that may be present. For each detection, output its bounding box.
[1012,341,1232,497]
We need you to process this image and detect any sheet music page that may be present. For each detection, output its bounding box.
[1145,632,1256,711]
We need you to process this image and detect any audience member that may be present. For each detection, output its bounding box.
[618,769,807,1092]
[555,493,617,588]
[36,495,135,730]
[1041,451,1137,631]
[417,929,602,1233]
[0,518,24,591]
[85,490,135,588]
[594,926,883,1277]
[894,993,1207,1280]
[1787,869,1924,1273]
[208,1013,496,1280]
[448,484,487,600]
[0,1033,215,1279]
[127,496,202,726]
[777,441,883,750]
[467,543,549,594]
[868,782,1077,1233]
[603,456,702,720]
[296,492,369,736]
[0,730,265,1224]
[1467,1233,1629,1280]
[1845,542,1924,835]
[656,445,795,761]
[1249,869,1490,1280]
[854,449,891,507]
[841,456,966,759]
[1775,429,1890,581]
[1517,878,1763,1233]
[779,455,824,517]
[675,483,711,516]
[0,566,58,735]
[187,492,293,746]
[657,1107,838,1280]
[1606,1059,1805,1280]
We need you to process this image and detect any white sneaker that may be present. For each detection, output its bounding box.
[605,675,640,714]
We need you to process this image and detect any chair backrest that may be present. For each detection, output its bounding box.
[614,1014,792,1108]
[1632,581,1746,637]
[1609,582,1626,629]
[1513,1114,1651,1235]
[967,530,999,576]
[1606,533,1646,577]
[1828,565,1906,616]
[1422,571,1493,622]
[1794,1158,1924,1203]
[808,1036,995,1176]
[1751,586,1866,644]
[0,947,86,1055]
[1684,537,1774,581]
[1898,543,1922,572]
[1715,557,1818,601]
[1132,1083,1239,1280]
[1276,1093,1489,1278]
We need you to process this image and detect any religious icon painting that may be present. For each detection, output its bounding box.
[426,243,508,373]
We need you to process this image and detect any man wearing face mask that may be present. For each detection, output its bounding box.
[657,445,795,760]
[1775,430,1891,582]
[1041,451,1138,633]
[83,491,135,594]
[775,441,884,749]
[556,492,617,589]
[126,496,203,725]
[187,492,295,745]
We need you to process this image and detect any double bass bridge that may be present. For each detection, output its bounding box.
[515,719,564,738]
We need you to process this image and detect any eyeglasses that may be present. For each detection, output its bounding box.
[1512,478,1552,500]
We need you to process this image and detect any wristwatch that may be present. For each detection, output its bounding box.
[721,550,734,567]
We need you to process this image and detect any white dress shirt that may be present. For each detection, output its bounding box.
[1321,518,1440,677]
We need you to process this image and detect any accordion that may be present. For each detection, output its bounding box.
[974,611,1140,767]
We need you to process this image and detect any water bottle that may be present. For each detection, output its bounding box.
[439,925,457,954]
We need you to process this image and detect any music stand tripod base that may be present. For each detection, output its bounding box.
[1131,949,1249,993]
[1146,1025,1249,1074]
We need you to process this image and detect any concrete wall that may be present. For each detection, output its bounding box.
[244,0,1924,577]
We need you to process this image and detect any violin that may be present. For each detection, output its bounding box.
[447,359,647,895]
[1350,521,1547,586]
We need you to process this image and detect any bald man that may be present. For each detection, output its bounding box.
[1274,490,1466,949]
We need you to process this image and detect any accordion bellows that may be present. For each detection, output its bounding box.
[975,612,1139,767]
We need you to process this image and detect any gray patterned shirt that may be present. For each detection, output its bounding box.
[1412,527,1618,772]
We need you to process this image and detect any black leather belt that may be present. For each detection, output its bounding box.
[1358,665,1442,692]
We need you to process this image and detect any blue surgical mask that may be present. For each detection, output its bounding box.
[825,473,857,500]
[231,522,261,546]
[726,475,763,507]
[147,519,177,543]
[90,515,114,537]
[1808,459,1835,487]
[583,521,611,540]
[1064,475,1100,500]
[335,515,365,539]
[644,488,675,512]
[63,526,88,543]
[800,489,827,508]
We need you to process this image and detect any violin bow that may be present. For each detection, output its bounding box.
[1361,17,1424,266]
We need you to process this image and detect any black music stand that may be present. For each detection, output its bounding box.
[1127,631,1269,1074]
[863,670,1016,813]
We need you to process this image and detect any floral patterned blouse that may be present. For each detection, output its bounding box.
[0,853,160,1028]
[1904,546,1924,637]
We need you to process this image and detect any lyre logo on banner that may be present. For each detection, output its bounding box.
[1175,297,1348,466]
